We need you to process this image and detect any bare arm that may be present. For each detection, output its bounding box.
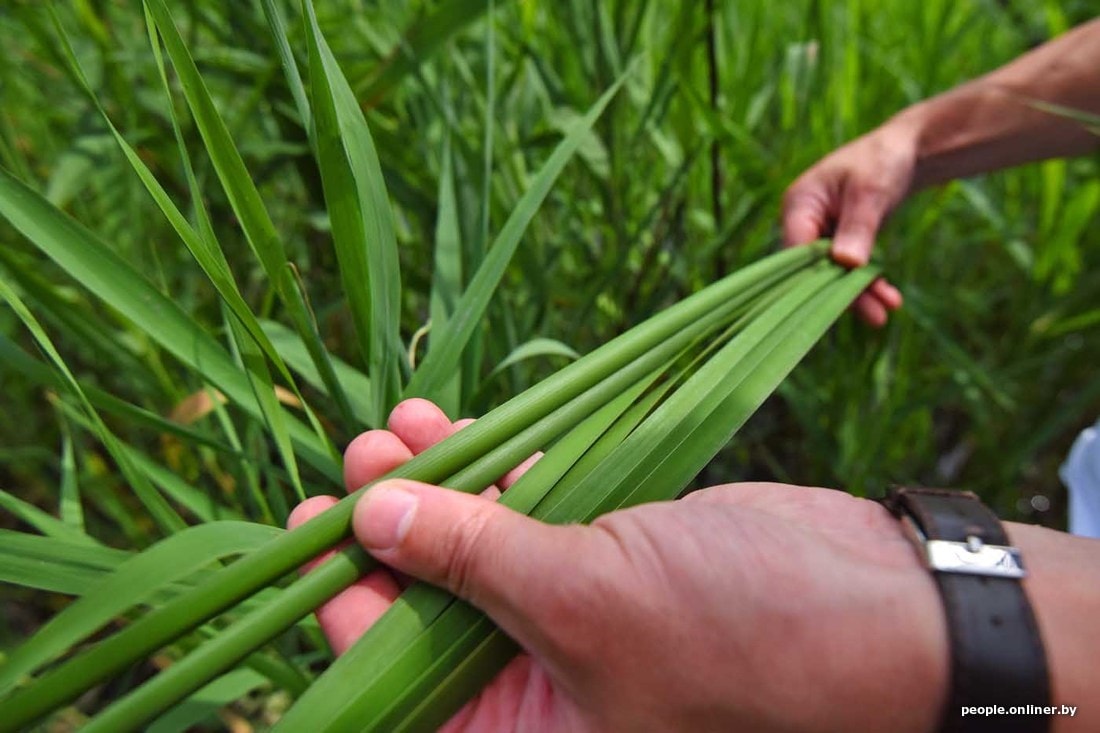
[783,18,1100,325]
[1008,522,1100,732]
[907,18,1100,187]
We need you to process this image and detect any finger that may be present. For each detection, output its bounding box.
[438,655,543,733]
[452,418,541,492]
[344,429,414,494]
[854,291,889,328]
[288,496,401,655]
[498,451,543,490]
[781,184,832,247]
[451,417,477,432]
[388,398,455,455]
[831,181,891,267]
[869,278,903,310]
[352,479,601,660]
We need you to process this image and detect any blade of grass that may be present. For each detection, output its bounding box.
[429,133,463,417]
[302,0,403,425]
[226,312,305,501]
[56,414,84,532]
[257,0,311,130]
[0,489,96,546]
[483,337,579,384]
[0,522,282,696]
[0,530,130,596]
[0,279,186,535]
[405,69,631,402]
[0,166,338,481]
[142,0,289,285]
[142,0,348,440]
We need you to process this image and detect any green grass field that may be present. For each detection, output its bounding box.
[0,0,1097,729]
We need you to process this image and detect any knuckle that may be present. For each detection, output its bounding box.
[438,505,497,600]
[782,181,815,210]
[850,179,889,203]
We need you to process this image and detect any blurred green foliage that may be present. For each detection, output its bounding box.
[1,0,1098,560]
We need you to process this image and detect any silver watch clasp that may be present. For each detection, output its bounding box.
[900,515,1027,579]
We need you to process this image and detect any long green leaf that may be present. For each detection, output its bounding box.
[0,489,95,546]
[143,0,289,285]
[405,70,630,401]
[302,0,403,426]
[0,166,338,482]
[0,531,130,596]
[0,279,186,535]
[0,522,282,696]
[429,134,463,417]
[356,0,517,104]
[143,0,348,445]
[484,337,580,384]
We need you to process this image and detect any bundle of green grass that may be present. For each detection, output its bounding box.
[0,242,872,732]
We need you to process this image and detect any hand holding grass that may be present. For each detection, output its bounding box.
[783,17,1100,327]
[293,399,957,732]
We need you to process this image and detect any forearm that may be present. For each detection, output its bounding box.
[893,19,1100,188]
[1006,522,1100,732]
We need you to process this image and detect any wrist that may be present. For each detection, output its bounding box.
[883,489,1055,733]
[890,86,993,190]
[1004,523,1100,733]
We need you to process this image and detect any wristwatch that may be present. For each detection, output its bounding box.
[881,487,1051,733]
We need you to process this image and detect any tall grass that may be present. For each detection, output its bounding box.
[0,0,1097,729]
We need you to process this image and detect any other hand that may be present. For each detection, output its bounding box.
[782,122,916,326]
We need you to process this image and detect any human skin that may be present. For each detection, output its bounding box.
[289,399,1100,731]
[783,18,1100,326]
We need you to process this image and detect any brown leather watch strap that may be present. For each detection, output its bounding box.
[882,488,1050,733]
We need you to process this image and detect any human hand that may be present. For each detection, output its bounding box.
[292,399,951,732]
[782,121,916,326]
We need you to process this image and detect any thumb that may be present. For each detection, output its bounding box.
[831,180,893,267]
[352,478,596,654]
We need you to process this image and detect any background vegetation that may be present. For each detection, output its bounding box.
[1,0,1098,727]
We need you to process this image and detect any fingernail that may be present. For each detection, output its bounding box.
[356,483,418,550]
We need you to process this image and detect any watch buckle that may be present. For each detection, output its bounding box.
[899,515,1028,579]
